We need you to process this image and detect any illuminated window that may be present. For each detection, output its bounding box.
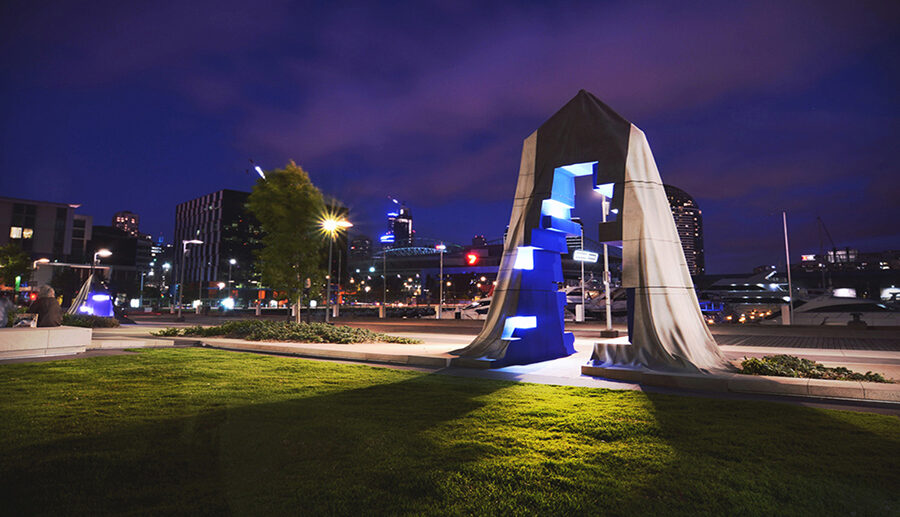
[9,226,22,238]
[22,228,33,239]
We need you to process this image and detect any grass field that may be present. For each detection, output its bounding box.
[1,348,897,516]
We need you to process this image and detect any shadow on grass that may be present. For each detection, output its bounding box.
[2,351,898,516]
[628,392,900,516]
[1,374,506,516]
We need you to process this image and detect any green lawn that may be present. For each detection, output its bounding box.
[1,349,897,516]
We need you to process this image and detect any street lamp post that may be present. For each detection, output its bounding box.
[178,240,203,320]
[90,249,112,292]
[321,217,352,323]
[162,262,172,312]
[436,243,446,319]
[579,224,585,322]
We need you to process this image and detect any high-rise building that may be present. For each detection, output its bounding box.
[664,185,705,276]
[113,211,140,236]
[173,189,261,289]
[472,235,487,247]
[381,203,414,248]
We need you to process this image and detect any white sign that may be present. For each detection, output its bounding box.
[573,249,599,263]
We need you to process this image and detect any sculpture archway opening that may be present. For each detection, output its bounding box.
[453,90,731,373]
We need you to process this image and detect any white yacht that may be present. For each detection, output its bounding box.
[761,295,900,326]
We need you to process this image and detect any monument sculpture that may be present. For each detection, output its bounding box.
[454,90,731,372]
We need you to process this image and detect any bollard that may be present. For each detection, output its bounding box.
[575,304,585,322]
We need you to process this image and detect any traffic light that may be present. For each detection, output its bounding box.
[466,253,479,265]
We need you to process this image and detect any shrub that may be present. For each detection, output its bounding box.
[740,355,890,383]
[151,320,422,344]
[62,314,121,328]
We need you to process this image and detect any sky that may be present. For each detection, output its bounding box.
[1,0,898,273]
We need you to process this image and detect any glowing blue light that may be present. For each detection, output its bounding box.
[541,199,571,219]
[78,304,93,314]
[221,297,235,310]
[594,182,614,199]
[513,246,536,270]
[558,161,597,177]
[380,233,395,243]
[387,212,399,217]
[501,315,537,339]
[369,266,376,272]
[91,294,110,302]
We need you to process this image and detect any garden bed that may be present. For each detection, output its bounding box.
[151,319,422,344]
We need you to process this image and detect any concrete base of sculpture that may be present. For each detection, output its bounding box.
[0,326,92,360]
[581,362,900,402]
[599,330,619,338]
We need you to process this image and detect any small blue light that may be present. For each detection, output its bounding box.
[540,199,571,219]
[91,294,110,302]
[513,246,536,270]
[387,212,399,217]
[380,233,395,243]
[594,182,614,199]
[501,316,537,339]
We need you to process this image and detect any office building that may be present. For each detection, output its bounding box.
[664,185,705,276]
[173,189,261,290]
[0,196,83,261]
[382,204,414,248]
[113,211,140,236]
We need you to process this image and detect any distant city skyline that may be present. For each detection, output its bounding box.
[2,1,898,273]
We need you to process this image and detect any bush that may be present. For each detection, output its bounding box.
[740,355,890,383]
[151,320,422,344]
[62,314,121,328]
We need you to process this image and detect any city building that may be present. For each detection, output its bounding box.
[664,185,705,276]
[0,196,83,261]
[349,236,372,258]
[472,235,487,247]
[382,204,414,248]
[113,210,140,236]
[173,189,261,298]
[70,214,93,263]
[88,225,153,297]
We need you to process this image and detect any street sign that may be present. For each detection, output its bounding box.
[573,249,599,263]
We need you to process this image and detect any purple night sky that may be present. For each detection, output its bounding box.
[1,0,897,272]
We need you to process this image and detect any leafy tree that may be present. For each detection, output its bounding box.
[246,161,327,320]
[0,243,31,288]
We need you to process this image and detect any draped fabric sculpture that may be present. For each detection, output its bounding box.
[454,90,731,372]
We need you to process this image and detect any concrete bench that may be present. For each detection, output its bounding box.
[0,326,93,360]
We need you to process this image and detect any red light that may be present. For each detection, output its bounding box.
[466,253,478,265]
[29,293,37,301]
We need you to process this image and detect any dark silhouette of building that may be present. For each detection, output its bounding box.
[349,236,372,258]
[664,185,705,276]
[472,235,487,247]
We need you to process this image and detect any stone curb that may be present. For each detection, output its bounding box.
[200,339,454,368]
[88,338,176,349]
[581,365,900,403]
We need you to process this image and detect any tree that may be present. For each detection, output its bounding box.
[246,161,327,321]
[0,243,31,288]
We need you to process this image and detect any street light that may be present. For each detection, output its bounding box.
[178,240,203,319]
[162,262,171,310]
[90,249,112,286]
[320,216,352,323]
[435,243,446,319]
[228,258,236,289]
